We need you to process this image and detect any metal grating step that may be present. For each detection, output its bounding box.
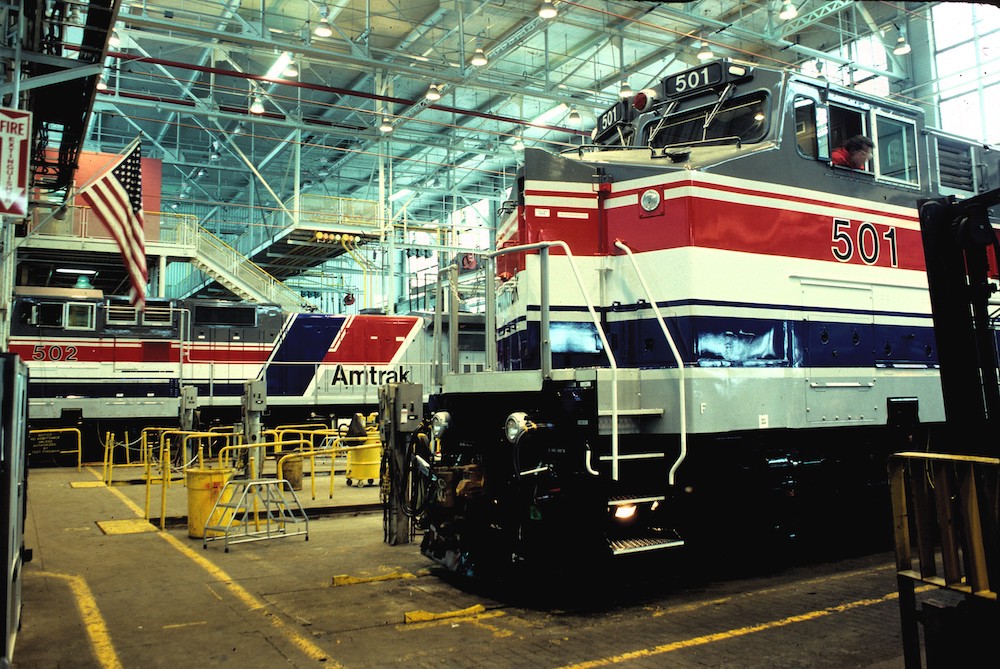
[609,536,685,556]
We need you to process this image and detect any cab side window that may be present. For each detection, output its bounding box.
[65,303,96,330]
[874,114,919,186]
[829,105,868,159]
[794,97,818,158]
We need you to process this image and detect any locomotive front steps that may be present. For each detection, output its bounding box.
[609,535,686,556]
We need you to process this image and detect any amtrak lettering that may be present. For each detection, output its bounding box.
[329,364,412,386]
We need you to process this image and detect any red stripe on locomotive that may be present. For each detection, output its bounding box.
[321,315,420,364]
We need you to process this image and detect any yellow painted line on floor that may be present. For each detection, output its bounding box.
[404,603,486,623]
[401,610,508,632]
[86,467,340,667]
[557,585,935,669]
[162,620,209,630]
[33,571,123,669]
[332,571,418,586]
[650,563,897,618]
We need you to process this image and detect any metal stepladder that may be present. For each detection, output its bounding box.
[202,478,309,552]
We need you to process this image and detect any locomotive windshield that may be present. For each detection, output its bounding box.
[645,92,768,149]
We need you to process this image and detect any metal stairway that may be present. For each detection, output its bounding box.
[202,478,309,552]
[178,218,311,311]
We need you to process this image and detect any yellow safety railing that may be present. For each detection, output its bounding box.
[275,436,378,500]
[28,427,83,471]
[141,429,242,529]
[216,438,311,474]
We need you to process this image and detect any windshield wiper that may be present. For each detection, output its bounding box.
[702,83,735,140]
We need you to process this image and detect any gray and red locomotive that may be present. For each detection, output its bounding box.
[406,60,1000,576]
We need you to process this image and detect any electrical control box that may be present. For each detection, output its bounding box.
[381,383,422,433]
[181,385,198,410]
[243,379,267,411]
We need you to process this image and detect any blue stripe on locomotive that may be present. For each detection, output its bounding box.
[265,314,346,396]
[498,310,938,370]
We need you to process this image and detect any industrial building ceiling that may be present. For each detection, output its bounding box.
[7,0,993,297]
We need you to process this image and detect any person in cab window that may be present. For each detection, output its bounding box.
[832,135,874,170]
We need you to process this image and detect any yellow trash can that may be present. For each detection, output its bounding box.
[186,467,235,538]
[346,435,381,487]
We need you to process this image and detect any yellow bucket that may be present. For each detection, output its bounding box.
[346,436,381,487]
[185,467,235,538]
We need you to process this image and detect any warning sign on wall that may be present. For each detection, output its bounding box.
[0,107,32,217]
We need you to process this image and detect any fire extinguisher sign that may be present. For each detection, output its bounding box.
[0,108,32,217]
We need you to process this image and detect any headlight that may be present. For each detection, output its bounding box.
[430,411,451,439]
[614,504,637,520]
[505,411,529,444]
[640,188,661,212]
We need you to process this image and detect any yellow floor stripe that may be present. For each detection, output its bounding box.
[557,592,902,669]
[33,571,123,669]
[86,467,340,667]
[404,603,486,623]
[332,571,418,586]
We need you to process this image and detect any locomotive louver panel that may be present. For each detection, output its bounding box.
[937,139,975,191]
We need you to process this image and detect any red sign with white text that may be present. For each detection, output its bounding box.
[0,107,32,216]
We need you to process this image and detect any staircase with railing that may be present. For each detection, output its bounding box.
[22,207,311,312]
[174,217,311,311]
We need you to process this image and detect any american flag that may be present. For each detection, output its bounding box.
[78,140,147,309]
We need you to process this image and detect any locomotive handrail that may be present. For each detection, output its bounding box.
[485,240,623,479]
[432,263,460,386]
[614,241,688,485]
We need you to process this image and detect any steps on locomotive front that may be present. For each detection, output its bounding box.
[610,535,686,556]
[607,495,685,556]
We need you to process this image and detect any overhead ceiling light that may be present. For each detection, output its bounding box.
[56,268,96,275]
[568,107,581,125]
[425,83,441,101]
[379,118,394,133]
[893,32,911,56]
[250,96,265,114]
[779,1,797,21]
[538,1,557,19]
[471,45,488,67]
[266,51,293,79]
[618,80,633,98]
[697,40,714,60]
[314,19,332,38]
[96,73,107,91]
[314,5,333,38]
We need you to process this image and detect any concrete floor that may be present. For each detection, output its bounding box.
[11,463,921,668]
